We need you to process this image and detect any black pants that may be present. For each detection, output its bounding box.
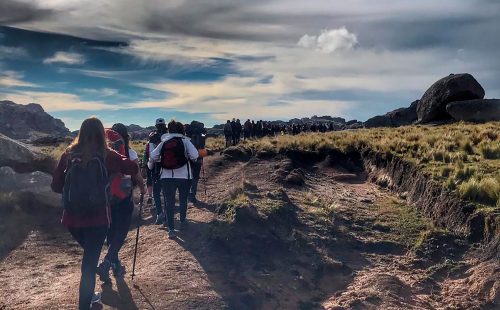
[69,226,108,310]
[161,178,190,230]
[189,159,202,200]
[104,198,133,264]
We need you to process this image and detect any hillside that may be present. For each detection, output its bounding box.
[1,122,498,309]
[0,101,70,141]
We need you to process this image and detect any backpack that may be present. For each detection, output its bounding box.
[224,123,232,135]
[190,121,206,149]
[160,137,188,169]
[105,129,133,203]
[63,153,109,217]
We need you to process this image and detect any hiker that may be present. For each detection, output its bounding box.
[251,120,257,138]
[223,120,232,147]
[51,117,138,310]
[243,119,252,141]
[186,120,207,204]
[97,123,146,283]
[234,119,242,145]
[146,118,168,224]
[149,120,199,239]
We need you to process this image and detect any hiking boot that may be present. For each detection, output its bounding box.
[91,292,101,305]
[168,229,177,239]
[155,213,164,225]
[179,219,188,230]
[112,261,126,277]
[96,260,112,284]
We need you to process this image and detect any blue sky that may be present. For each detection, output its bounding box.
[1,0,499,130]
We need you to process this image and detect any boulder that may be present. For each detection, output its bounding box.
[0,100,70,140]
[223,146,252,161]
[417,74,485,123]
[387,100,418,127]
[0,166,60,207]
[364,115,392,128]
[285,169,305,186]
[446,99,500,122]
[0,133,55,173]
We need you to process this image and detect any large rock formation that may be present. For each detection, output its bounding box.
[0,133,55,174]
[446,99,500,122]
[364,101,418,128]
[417,74,485,123]
[0,100,70,140]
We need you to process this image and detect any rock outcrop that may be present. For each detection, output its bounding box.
[0,133,55,174]
[0,100,70,140]
[364,101,418,128]
[417,74,485,123]
[446,99,500,122]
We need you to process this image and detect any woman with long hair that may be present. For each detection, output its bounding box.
[51,117,138,310]
[97,123,146,282]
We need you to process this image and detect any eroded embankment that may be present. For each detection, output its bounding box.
[233,145,499,256]
[360,150,499,256]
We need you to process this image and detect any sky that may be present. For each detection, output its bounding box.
[0,0,499,130]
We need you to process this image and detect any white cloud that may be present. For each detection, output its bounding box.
[0,71,37,87]
[0,46,28,59]
[43,51,85,65]
[0,91,116,112]
[298,28,358,53]
[80,88,119,97]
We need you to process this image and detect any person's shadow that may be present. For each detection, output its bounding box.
[100,277,139,310]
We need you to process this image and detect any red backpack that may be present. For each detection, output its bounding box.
[105,129,133,203]
[160,137,188,169]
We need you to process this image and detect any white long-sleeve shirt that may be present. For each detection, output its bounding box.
[148,133,199,179]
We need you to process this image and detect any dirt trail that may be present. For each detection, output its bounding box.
[0,154,498,309]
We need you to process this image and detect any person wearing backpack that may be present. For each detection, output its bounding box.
[148,120,198,239]
[223,120,232,147]
[97,123,146,283]
[146,118,168,224]
[186,120,207,204]
[51,117,138,310]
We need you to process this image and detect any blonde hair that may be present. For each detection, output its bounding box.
[68,117,107,162]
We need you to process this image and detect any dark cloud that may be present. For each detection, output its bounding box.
[0,0,54,24]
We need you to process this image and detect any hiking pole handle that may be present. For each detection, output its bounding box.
[131,193,144,280]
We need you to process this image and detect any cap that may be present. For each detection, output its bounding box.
[155,118,165,125]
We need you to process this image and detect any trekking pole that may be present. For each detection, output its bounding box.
[131,193,144,281]
[202,158,207,196]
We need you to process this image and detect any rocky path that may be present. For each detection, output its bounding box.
[0,155,497,309]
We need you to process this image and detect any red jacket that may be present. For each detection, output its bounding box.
[51,149,139,228]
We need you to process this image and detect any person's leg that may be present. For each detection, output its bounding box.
[189,160,202,202]
[105,199,133,266]
[177,179,190,222]
[161,179,176,231]
[153,177,162,216]
[68,227,85,247]
[79,226,107,310]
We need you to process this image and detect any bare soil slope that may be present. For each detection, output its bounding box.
[0,155,498,309]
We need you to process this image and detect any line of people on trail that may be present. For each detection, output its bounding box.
[224,118,340,147]
[51,117,207,310]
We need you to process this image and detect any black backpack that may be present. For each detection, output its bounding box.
[160,137,188,169]
[190,121,206,149]
[63,153,109,217]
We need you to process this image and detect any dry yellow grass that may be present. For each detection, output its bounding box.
[235,122,499,207]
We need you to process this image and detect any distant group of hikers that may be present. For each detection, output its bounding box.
[224,118,340,147]
[50,117,207,309]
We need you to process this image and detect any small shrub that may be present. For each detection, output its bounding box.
[459,177,499,206]
[479,143,500,159]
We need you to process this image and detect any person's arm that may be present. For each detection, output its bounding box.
[185,139,199,161]
[51,152,68,194]
[149,142,163,163]
[107,150,139,176]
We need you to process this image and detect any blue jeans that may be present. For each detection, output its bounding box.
[152,176,162,216]
[104,197,133,264]
[68,226,107,310]
[161,178,190,230]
